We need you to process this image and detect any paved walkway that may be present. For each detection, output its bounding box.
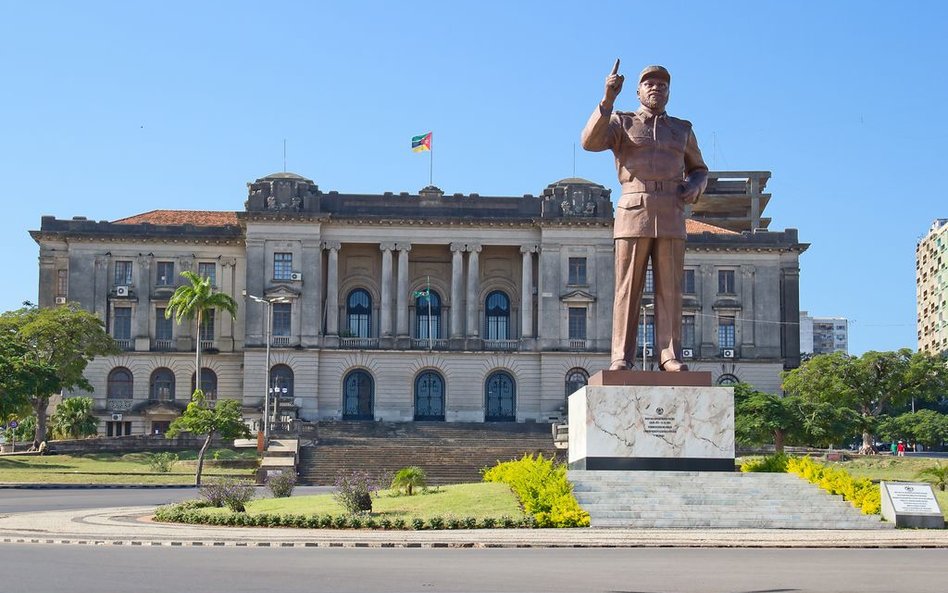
[1,506,947,548]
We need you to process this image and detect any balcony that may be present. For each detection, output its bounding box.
[410,338,449,350]
[568,339,589,351]
[199,340,215,351]
[483,339,519,351]
[340,337,379,349]
[114,338,133,351]
[271,336,291,348]
[153,339,174,352]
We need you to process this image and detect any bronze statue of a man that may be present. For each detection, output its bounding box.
[581,62,708,372]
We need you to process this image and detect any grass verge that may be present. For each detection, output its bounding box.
[822,455,948,520]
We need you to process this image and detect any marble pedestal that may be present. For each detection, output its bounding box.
[568,371,734,471]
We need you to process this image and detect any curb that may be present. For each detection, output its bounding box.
[0,484,197,490]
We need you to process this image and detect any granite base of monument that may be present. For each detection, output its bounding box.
[568,370,734,471]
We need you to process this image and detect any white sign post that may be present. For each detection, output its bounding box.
[881,481,945,528]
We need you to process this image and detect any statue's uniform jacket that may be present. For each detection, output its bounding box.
[581,103,708,367]
[581,105,707,239]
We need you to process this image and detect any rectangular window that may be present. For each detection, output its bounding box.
[644,267,654,294]
[568,257,587,285]
[682,269,696,295]
[114,261,133,285]
[113,307,132,340]
[56,269,68,296]
[682,315,696,348]
[568,307,587,340]
[198,262,216,286]
[155,308,173,341]
[200,310,215,343]
[718,270,736,294]
[272,303,291,336]
[156,261,175,286]
[274,253,293,280]
[637,315,655,348]
[718,316,736,348]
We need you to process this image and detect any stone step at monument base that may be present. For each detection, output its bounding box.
[569,470,892,530]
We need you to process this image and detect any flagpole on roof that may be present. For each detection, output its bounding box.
[427,275,432,351]
[429,135,434,186]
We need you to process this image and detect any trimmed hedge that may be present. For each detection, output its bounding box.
[786,455,881,515]
[740,453,790,473]
[152,503,534,530]
[482,454,590,528]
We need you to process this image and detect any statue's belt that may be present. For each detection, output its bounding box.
[622,179,683,194]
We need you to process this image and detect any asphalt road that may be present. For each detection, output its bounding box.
[0,546,943,593]
[0,486,333,513]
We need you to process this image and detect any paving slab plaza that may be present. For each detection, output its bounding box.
[1,506,947,548]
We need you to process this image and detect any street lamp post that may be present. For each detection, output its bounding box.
[248,294,288,445]
[639,302,654,370]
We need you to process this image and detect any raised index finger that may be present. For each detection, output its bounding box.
[610,58,620,76]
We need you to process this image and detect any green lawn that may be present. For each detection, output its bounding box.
[0,450,256,484]
[193,482,527,521]
[825,455,948,519]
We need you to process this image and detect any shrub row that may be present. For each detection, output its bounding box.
[152,504,535,530]
[740,453,790,473]
[787,455,881,515]
[482,454,590,528]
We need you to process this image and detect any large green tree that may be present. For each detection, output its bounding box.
[877,410,948,450]
[782,349,948,450]
[0,331,58,425]
[166,390,250,486]
[165,271,238,397]
[0,303,118,447]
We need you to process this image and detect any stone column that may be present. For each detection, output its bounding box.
[245,238,266,345]
[396,243,411,337]
[135,254,152,350]
[93,255,109,323]
[380,243,395,338]
[218,259,237,351]
[465,244,481,338]
[520,245,535,339]
[450,242,465,339]
[301,239,322,346]
[325,241,340,335]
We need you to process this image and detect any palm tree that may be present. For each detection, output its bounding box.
[916,463,948,492]
[165,271,238,398]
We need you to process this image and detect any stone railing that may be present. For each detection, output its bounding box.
[272,336,291,347]
[153,339,174,351]
[483,339,519,351]
[410,338,449,350]
[340,337,379,349]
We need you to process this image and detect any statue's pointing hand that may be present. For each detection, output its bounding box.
[603,59,624,108]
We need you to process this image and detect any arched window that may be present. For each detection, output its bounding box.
[149,368,175,402]
[414,371,445,421]
[485,371,516,421]
[415,290,442,339]
[343,369,374,420]
[346,289,372,338]
[717,373,740,386]
[190,369,218,400]
[565,368,589,397]
[485,291,510,340]
[270,364,294,399]
[107,367,133,400]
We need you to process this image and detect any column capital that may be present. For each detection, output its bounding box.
[322,240,341,251]
[465,243,482,253]
[380,242,397,252]
[136,254,151,265]
[450,242,466,253]
[520,244,540,254]
[741,265,757,276]
[395,242,412,252]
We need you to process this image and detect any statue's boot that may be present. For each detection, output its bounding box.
[659,359,689,372]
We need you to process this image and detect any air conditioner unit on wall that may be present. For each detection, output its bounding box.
[682,348,694,359]
[722,348,736,359]
[111,413,123,421]
[54,296,67,305]
[290,272,302,281]
[116,286,129,297]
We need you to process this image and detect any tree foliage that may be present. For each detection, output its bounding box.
[166,390,250,486]
[50,396,99,440]
[0,303,118,446]
[734,383,798,453]
[877,410,948,450]
[782,349,948,448]
[165,271,238,397]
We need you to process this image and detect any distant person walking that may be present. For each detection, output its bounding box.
[897,440,906,457]
[891,442,898,455]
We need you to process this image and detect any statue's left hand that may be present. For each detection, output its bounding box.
[679,182,700,204]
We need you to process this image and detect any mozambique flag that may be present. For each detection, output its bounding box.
[412,289,430,298]
[411,132,432,153]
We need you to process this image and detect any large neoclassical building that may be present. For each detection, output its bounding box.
[32,171,807,435]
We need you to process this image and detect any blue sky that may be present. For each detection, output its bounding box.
[2,1,945,354]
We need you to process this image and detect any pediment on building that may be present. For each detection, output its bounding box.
[712,298,742,311]
[134,400,186,415]
[560,289,596,303]
[264,285,302,300]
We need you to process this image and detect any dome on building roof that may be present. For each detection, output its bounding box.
[547,177,604,188]
[257,172,313,183]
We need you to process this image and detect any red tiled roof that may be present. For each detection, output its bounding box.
[112,210,238,226]
[686,219,738,235]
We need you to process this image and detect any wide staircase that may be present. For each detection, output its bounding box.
[298,421,561,486]
[569,470,893,529]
